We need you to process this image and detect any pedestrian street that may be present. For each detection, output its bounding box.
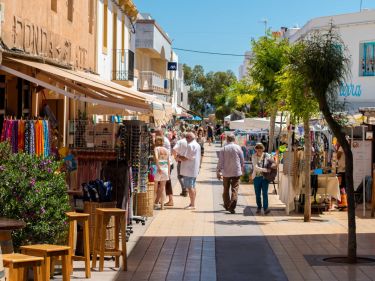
[105,144,375,281]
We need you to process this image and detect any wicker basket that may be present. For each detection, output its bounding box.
[136,184,154,217]
[83,201,117,251]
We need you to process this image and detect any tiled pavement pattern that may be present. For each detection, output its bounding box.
[55,143,375,280]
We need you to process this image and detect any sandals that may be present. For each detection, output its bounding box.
[164,202,174,207]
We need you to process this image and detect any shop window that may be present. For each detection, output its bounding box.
[89,0,94,34]
[67,0,74,22]
[103,0,108,53]
[51,0,57,12]
[360,42,375,76]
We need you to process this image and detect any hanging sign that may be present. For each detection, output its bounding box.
[167,62,177,71]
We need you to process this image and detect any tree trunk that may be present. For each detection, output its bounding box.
[303,116,312,222]
[268,107,277,153]
[317,97,356,262]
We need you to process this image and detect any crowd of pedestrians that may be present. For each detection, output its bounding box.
[152,123,276,215]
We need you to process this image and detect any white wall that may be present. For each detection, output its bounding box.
[289,10,375,108]
[97,0,135,81]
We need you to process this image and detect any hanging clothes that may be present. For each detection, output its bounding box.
[34,120,44,157]
[28,120,35,155]
[18,120,25,152]
[11,120,18,153]
[42,120,49,157]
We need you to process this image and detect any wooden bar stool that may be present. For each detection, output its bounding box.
[66,212,90,278]
[2,253,43,281]
[92,208,127,272]
[20,244,71,281]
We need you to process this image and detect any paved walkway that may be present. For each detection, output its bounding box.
[59,143,375,280]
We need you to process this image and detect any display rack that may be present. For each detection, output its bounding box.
[119,120,150,192]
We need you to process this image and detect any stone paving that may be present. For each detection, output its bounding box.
[55,143,375,280]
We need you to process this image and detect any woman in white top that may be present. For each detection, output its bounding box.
[251,143,272,215]
[154,136,170,210]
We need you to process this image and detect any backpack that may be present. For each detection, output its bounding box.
[262,155,277,182]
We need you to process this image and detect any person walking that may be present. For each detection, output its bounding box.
[153,136,170,210]
[252,143,274,215]
[216,134,244,214]
[196,128,205,168]
[155,127,174,206]
[177,132,201,209]
[207,125,213,146]
[173,133,188,197]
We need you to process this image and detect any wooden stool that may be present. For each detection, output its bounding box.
[66,212,90,278]
[92,208,127,272]
[20,244,71,281]
[2,253,43,281]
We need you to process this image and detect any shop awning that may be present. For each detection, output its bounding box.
[0,57,155,113]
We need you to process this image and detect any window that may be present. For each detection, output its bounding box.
[51,0,57,12]
[112,12,117,70]
[121,16,125,62]
[128,50,134,81]
[89,0,94,34]
[360,42,375,76]
[103,0,108,52]
[67,0,74,22]
[181,92,183,102]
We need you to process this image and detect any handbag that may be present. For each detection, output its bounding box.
[262,154,277,183]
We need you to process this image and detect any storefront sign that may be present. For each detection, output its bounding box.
[339,83,362,97]
[12,16,88,69]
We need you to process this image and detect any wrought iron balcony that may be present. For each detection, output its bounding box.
[112,49,135,82]
[138,71,169,95]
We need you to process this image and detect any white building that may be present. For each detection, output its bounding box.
[96,0,138,89]
[238,51,253,80]
[135,13,172,103]
[288,10,375,110]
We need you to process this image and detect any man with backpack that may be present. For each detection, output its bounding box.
[216,134,244,214]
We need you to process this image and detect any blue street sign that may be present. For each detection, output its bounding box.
[168,62,177,71]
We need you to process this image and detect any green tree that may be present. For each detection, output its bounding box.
[215,79,258,120]
[278,42,320,222]
[292,27,355,261]
[249,33,290,152]
[183,64,236,116]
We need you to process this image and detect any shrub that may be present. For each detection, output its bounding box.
[0,142,70,249]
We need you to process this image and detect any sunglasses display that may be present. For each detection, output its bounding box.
[118,120,152,193]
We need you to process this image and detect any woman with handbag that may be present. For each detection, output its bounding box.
[251,143,276,215]
[153,136,170,210]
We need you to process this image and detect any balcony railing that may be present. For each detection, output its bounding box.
[112,49,134,82]
[138,71,169,94]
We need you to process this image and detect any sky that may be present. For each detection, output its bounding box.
[133,0,375,77]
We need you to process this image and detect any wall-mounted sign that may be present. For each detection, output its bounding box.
[167,62,177,71]
[339,83,362,97]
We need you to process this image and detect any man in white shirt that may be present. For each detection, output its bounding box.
[173,133,188,196]
[177,132,201,209]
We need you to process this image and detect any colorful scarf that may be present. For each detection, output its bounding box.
[43,120,49,157]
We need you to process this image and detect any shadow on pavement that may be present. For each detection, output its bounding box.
[214,219,268,226]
